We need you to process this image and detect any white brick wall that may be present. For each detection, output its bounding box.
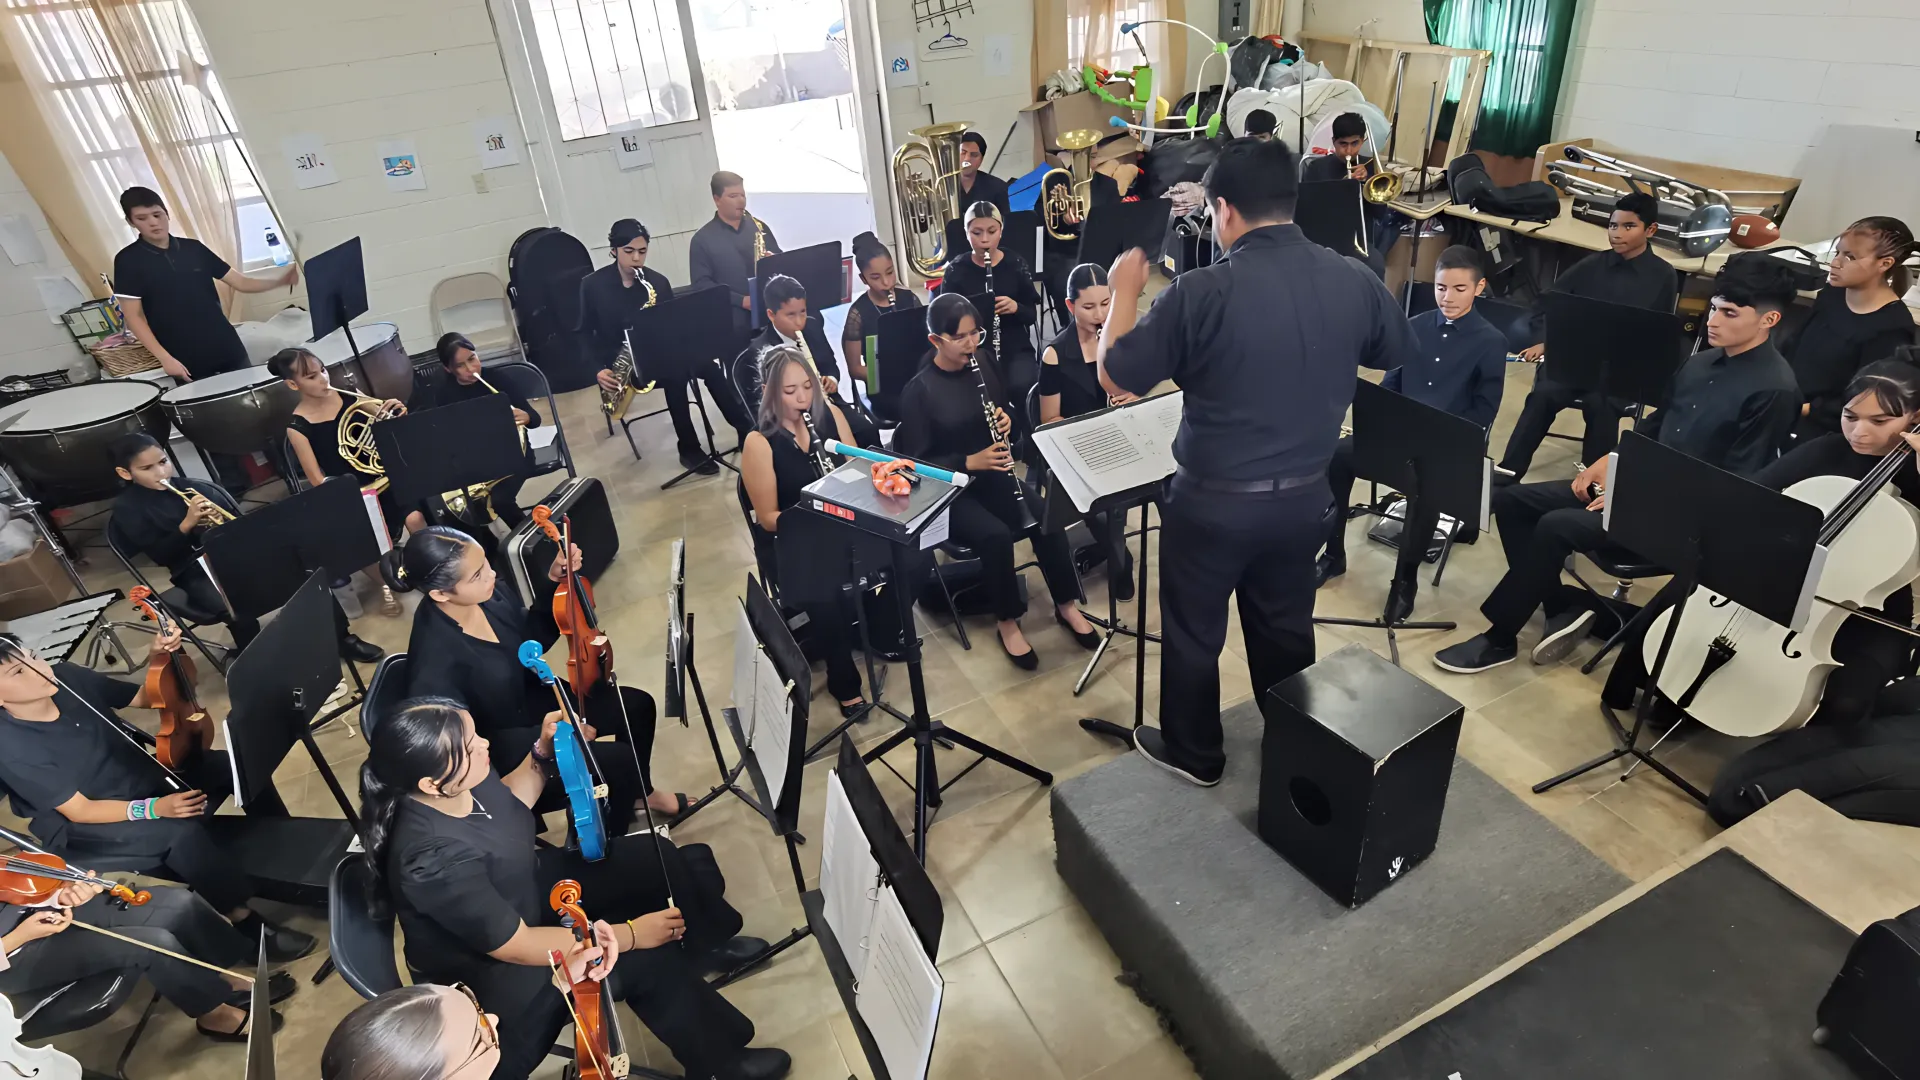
[0,152,89,380]
[188,0,547,357]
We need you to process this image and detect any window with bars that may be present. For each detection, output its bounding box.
[526,0,702,141]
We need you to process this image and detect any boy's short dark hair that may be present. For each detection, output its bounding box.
[764,274,806,313]
[1330,113,1367,141]
[1712,253,1800,315]
[1202,138,1299,222]
[1434,245,1487,281]
[1614,192,1660,229]
[119,186,165,218]
[709,171,744,198]
[1243,109,1277,136]
[960,130,988,156]
[109,431,162,470]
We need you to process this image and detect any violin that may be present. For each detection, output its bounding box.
[128,587,213,769]
[531,506,611,700]
[519,644,609,861]
[0,852,149,908]
[548,880,629,1080]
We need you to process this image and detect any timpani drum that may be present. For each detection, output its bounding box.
[0,381,168,499]
[307,322,413,402]
[161,365,298,456]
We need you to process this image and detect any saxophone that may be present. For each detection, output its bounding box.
[600,272,658,422]
[750,214,769,266]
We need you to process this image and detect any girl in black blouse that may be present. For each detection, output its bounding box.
[1038,263,1134,600]
[740,346,867,714]
[896,294,1096,668]
[841,232,924,386]
[939,203,1039,435]
[359,699,786,1080]
[381,527,684,830]
[1784,215,1917,445]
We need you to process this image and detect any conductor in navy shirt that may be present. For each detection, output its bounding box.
[1097,138,1418,786]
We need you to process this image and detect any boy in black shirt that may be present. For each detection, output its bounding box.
[0,632,313,962]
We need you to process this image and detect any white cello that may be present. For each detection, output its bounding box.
[1644,436,1920,737]
[0,993,82,1080]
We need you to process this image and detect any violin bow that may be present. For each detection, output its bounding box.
[547,950,616,1079]
[44,671,192,794]
[63,920,250,982]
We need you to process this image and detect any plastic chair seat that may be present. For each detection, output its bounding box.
[1587,546,1663,579]
[18,972,137,1040]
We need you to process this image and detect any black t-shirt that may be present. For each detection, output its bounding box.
[577,263,676,370]
[0,664,152,847]
[110,478,239,576]
[1784,286,1916,436]
[406,579,561,772]
[387,770,544,986]
[111,236,248,379]
[938,252,1038,363]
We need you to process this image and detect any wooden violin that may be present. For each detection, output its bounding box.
[0,852,149,909]
[548,880,629,1080]
[531,506,611,700]
[128,586,213,769]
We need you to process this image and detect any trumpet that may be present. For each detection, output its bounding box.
[337,393,406,492]
[166,480,234,525]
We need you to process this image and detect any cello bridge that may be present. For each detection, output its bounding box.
[608,1053,631,1077]
[592,783,609,800]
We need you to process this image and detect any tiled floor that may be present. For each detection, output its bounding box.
[36,327,1762,1079]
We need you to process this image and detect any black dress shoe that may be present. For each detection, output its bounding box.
[1055,610,1101,650]
[236,916,316,964]
[228,972,298,1007]
[1132,726,1220,787]
[340,634,383,664]
[699,935,772,976]
[998,626,1039,670]
[1110,559,1136,602]
[720,1047,792,1080]
[1314,553,1346,589]
[679,446,720,475]
[1383,578,1417,624]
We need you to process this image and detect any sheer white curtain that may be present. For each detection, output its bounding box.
[1034,0,1186,114]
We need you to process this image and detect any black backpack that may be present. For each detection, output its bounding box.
[1447,153,1562,223]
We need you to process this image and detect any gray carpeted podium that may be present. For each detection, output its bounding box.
[1053,700,1627,1080]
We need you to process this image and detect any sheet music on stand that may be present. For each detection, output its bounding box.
[821,770,882,982]
[729,598,795,807]
[859,884,943,1080]
[1031,391,1184,513]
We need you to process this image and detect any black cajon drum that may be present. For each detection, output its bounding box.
[1815,905,1920,1079]
[1257,643,1464,907]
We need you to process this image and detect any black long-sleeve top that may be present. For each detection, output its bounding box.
[1784,285,1916,437]
[690,213,780,332]
[1636,340,1799,477]
[406,577,561,771]
[110,478,240,576]
[1527,247,1677,346]
[938,251,1038,363]
[416,371,541,429]
[893,357,1011,472]
[578,263,676,371]
[1382,308,1507,431]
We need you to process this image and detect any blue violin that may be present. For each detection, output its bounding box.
[519,641,607,861]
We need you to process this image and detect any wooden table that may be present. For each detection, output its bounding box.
[1316,790,1920,1078]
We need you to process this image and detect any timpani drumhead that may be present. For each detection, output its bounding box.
[0,381,160,434]
[161,364,282,405]
[307,321,399,364]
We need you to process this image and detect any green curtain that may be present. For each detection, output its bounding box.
[1423,0,1578,159]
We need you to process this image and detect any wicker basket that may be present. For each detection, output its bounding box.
[90,340,159,377]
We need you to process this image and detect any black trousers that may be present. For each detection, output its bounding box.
[998,350,1039,440]
[666,358,754,454]
[479,836,752,1080]
[491,689,656,838]
[1480,481,1605,646]
[1083,506,1134,583]
[1157,476,1330,777]
[1708,715,1920,828]
[1323,436,1438,584]
[1497,376,1623,478]
[944,472,1080,621]
[0,887,250,1019]
[800,600,865,703]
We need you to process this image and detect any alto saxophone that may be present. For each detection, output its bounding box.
[750,214,768,266]
[600,275,658,420]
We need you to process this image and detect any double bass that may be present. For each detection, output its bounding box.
[128,586,213,768]
[1644,437,1920,737]
[547,880,629,1080]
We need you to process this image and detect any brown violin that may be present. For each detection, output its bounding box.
[128,587,212,769]
[531,506,611,699]
[0,852,149,909]
[548,880,628,1080]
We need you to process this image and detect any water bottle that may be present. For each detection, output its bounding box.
[265,228,291,267]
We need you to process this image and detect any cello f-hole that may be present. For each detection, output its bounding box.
[1781,630,1803,660]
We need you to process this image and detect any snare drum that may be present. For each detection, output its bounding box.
[0,382,167,500]
[161,365,298,456]
[308,322,412,402]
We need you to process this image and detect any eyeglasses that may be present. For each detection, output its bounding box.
[447,983,498,1075]
[940,330,986,346]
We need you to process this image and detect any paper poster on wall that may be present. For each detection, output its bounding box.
[473,117,520,169]
[0,215,47,266]
[281,133,338,189]
[885,41,917,87]
[610,122,654,171]
[34,275,84,325]
[377,139,427,192]
[982,34,1012,79]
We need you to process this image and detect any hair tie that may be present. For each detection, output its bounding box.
[394,563,408,581]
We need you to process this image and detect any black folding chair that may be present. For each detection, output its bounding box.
[103,518,235,673]
[359,653,412,745]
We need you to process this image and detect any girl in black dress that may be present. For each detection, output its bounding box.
[1038,263,1134,599]
[380,527,683,828]
[359,699,786,1080]
[739,346,868,714]
[938,203,1039,434]
[896,294,1097,668]
[272,347,429,537]
[1783,216,1917,444]
[841,231,924,387]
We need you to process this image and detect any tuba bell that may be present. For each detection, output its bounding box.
[337,394,404,492]
[891,120,972,279]
[1041,129,1102,242]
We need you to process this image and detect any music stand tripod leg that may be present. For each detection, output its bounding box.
[659,371,741,490]
[1080,500,1156,744]
[672,614,776,827]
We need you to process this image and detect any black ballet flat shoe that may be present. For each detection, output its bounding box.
[226,972,298,1008]
[998,626,1039,671]
[721,1047,793,1080]
[236,916,316,964]
[198,1004,282,1044]
[679,446,720,475]
[699,935,773,977]
[839,699,869,720]
[1055,610,1101,650]
[340,634,384,664]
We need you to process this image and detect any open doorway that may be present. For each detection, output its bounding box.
[688,0,876,253]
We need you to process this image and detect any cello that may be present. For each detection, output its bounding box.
[1644,434,1920,737]
[127,587,214,769]
[547,880,629,1080]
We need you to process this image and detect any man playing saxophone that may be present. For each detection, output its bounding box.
[690,171,781,339]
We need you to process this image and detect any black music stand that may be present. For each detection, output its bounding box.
[1531,433,1823,803]
[1296,179,1367,260]
[753,242,845,327]
[1540,293,1687,410]
[626,285,747,488]
[305,237,370,359]
[245,933,275,1080]
[776,500,902,761]
[374,394,526,508]
[1077,198,1172,271]
[869,306,930,423]
[786,457,1053,859]
[1313,380,1478,666]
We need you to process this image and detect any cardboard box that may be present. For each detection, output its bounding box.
[0,541,75,621]
[1021,91,1133,163]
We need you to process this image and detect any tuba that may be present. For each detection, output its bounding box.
[1041,129,1102,242]
[338,393,404,491]
[891,120,972,278]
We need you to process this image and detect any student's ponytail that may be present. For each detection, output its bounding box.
[358,697,470,917]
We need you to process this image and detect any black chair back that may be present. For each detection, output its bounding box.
[18,972,138,1041]
[361,653,411,746]
[329,853,403,1000]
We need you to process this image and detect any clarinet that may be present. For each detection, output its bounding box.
[967,353,1037,532]
[985,255,1002,379]
[799,405,833,478]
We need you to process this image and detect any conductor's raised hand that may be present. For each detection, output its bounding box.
[548,542,584,582]
[967,443,1014,473]
[1107,248,1150,304]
